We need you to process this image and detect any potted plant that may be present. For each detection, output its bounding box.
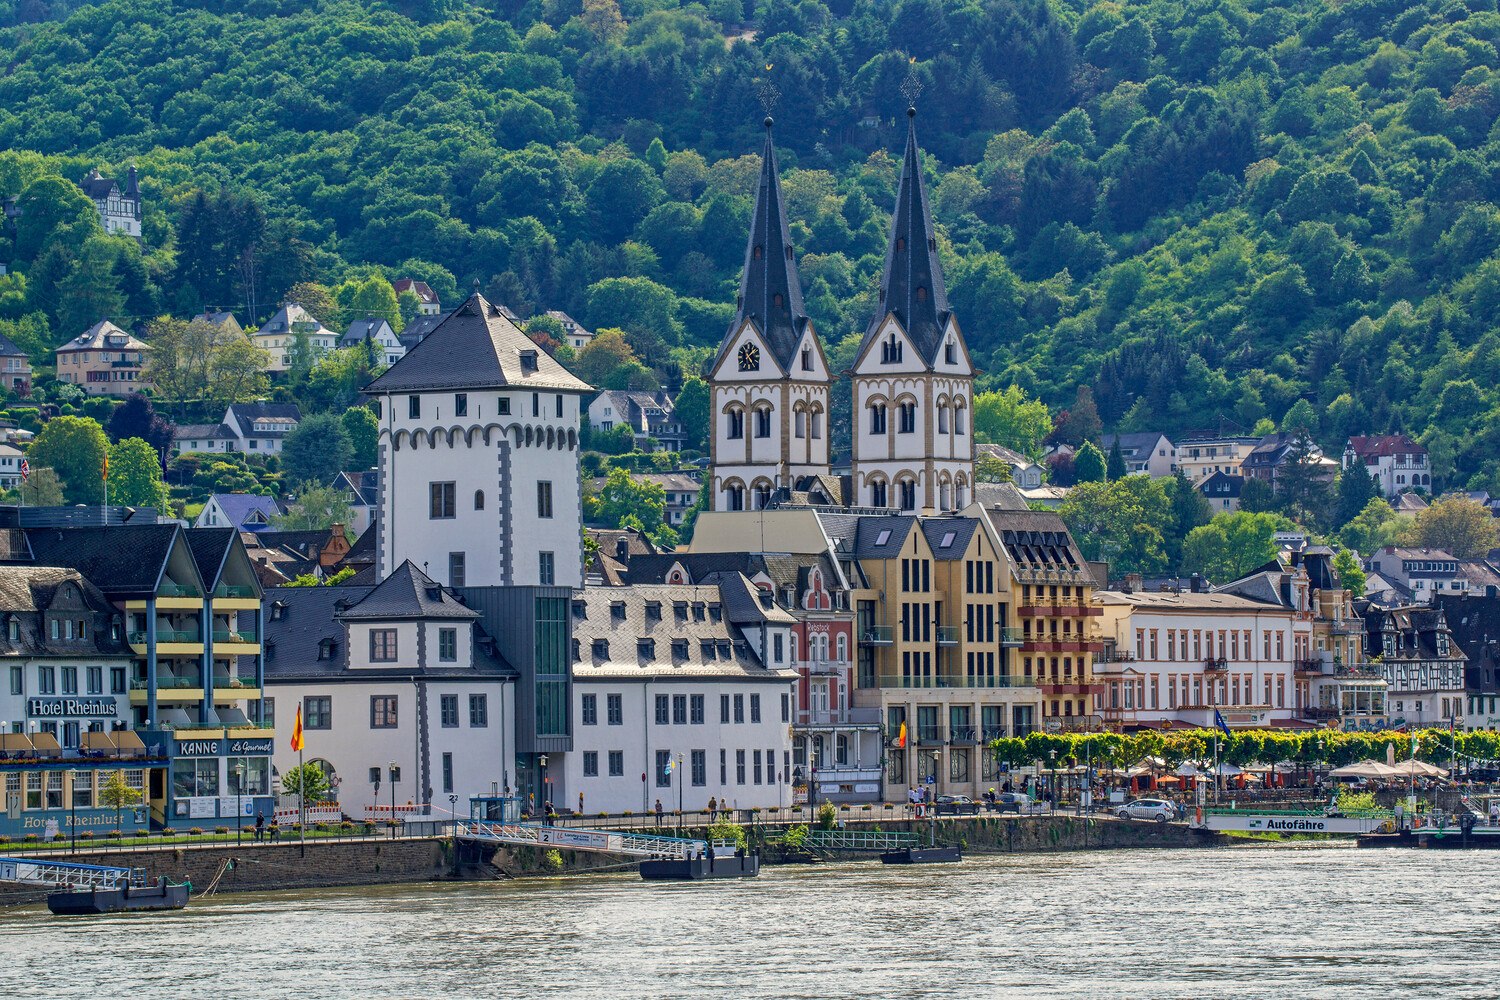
[188,827,204,836]
[214,826,229,835]
[107,829,123,839]
[24,833,39,843]
[79,830,94,840]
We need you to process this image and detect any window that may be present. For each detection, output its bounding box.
[305,696,331,729]
[442,753,454,793]
[454,393,468,417]
[86,666,102,695]
[62,666,78,695]
[607,694,623,725]
[750,694,762,723]
[733,694,745,723]
[691,749,707,786]
[438,627,458,662]
[10,665,22,695]
[870,481,887,507]
[441,694,459,727]
[474,490,485,511]
[448,553,465,588]
[537,481,553,519]
[727,409,744,439]
[898,402,916,434]
[608,751,624,776]
[370,629,398,662]
[38,665,54,694]
[655,694,670,725]
[899,479,916,511]
[736,749,747,785]
[532,392,540,416]
[721,694,730,723]
[690,694,705,724]
[429,482,456,519]
[498,397,511,415]
[583,751,599,777]
[408,395,421,419]
[672,694,687,725]
[6,619,16,642]
[781,693,790,723]
[371,695,399,728]
[656,749,671,787]
[801,348,812,371]
[539,551,555,585]
[582,694,598,725]
[754,407,771,439]
[469,694,488,727]
[870,403,887,435]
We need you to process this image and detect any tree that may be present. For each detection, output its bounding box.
[1053,386,1103,446]
[972,386,1052,459]
[570,329,640,387]
[342,407,379,470]
[1167,469,1212,569]
[1180,511,1295,583]
[338,274,402,331]
[1274,431,1329,527]
[1335,465,1380,529]
[144,317,230,400]
[107,393,174,452]
[1339,498,1408,556]
[1106,438,1127,480]
[1414,497,1499,558]
[14,175,99,261]
[1075,441,1107,482]
[107,438,172,512]
[303,346,380,413]
[285,282,340,331]
[673,376,710,453]
[1240,476,1276,513]
[1057,477,1173,576]
[273,484,355,533]
[14,467,64,506]
[588,467,667,532]
[27,416,108,503]
[1332,547,1366,598]
[281,413,353,486]
[975,452,1014,483]
[98,770,142,833]
[56,237,127,336]
[281,762,330,802]
[208,338,271,406]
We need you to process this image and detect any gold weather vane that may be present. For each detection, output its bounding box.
[900,57,924,111]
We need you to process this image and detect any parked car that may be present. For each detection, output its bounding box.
[994,792,1031,814]
[933,794,981,816]
[1116,798,1176,822]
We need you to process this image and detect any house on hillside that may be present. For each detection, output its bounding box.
[1198,471,1244,512]
[1174,434,1262,482]
[0,330,32,395]
[587,390,685,451]
[974,443,1044,489]
[393,278,441,316]
[1242,433,1338,484]
[330,470,379,536]
[172,422,237,454]
[546,310,594,351]
[589,472,700,528]
[193,310,243,336]
[54,321,150,396]
[1101,432,1177,477]
[195,494,285,532]
[79,166,141,239]
[1366,547,1467,604]
[253,303,337,372]
[340,316,404,366]
[223,402,301,454]
[1343,434,1431,496]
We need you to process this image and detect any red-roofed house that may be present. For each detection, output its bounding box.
[1343,434,1431,497]
[392,279,440,316]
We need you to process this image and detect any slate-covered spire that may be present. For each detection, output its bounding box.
[869,107,952,360]
[731,116,809,369]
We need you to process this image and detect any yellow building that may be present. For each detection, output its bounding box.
[54,321,151,396]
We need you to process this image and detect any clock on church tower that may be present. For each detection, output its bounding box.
[737,342,760,371]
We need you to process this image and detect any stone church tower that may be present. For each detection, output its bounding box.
[848,108,974,513]
[707,118,831,512]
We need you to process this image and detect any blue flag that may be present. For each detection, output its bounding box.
[1214,709,1232,739]
[663,758,675,778]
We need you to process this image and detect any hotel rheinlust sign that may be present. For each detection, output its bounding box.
[27,697,117,718]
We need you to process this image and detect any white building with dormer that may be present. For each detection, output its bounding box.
[708,119,831,512]
[366,292,593,589]
[849,109,974,513]
[79,166,142,239]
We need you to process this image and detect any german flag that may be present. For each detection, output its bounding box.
[895,721,907,748]
[290,703,304,752]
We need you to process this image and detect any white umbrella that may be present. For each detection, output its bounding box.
[1176,763,1200,777]
[1329,760,1404,779]
[1212,762,1243,777]
[1399,759,1449,779]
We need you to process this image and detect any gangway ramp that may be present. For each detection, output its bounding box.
[804,830,923,853]
[453,821,707,860]
[0,857,146,891]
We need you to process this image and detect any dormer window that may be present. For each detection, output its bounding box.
[637,638,655,660]
[318,638,339,661]
[915,286,928,302]
[672,639,688,659]
[6,619,16,642]
[592,639,609,659]
[572,600,588,619]
[708,603,722,623]
[520,350,538,373]
[673,601,688,623]
[645,602,662,622]
[611,602,626,621]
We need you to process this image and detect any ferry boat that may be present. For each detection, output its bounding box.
[47,877,190,915]
[880,845,962,865]
[639,845,760,880]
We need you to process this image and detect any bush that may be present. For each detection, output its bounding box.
[24,833,39,842]
[707,818,746,849]
[159,828,174,836]
[816,799,837,830]
[52,833,64,841]
[136,828,151,837]
[1336,787,1379,813]
[541,848,564,874]
[781,824,810,849]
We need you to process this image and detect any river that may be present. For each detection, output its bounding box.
[0,846,1493,998]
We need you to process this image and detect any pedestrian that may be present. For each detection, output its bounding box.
[546,801,558,824]
[578,792,585,816]
[708,795,718,820]
[1489,800,1498,827]
[254,810,265,842]
[268,819,280,842]
[655,798,664,824]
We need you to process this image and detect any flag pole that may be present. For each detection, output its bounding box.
[299,740,306,857]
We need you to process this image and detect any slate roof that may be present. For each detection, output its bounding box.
[973,481,1031,511]
[184,527,236,589]
[1101,432,1172,456]
[569,582,795,681]
[0,331,26,357]
[983,508,1087,570]
[79,170,118,200]
[627,551,844,597]
[708,571,798,626]
[194,310,239,327]
[340,316,396,348]
[340,560,478,620]
[0,566,128,657]
[919,517,979,560]
[174,423,235,441]
[1095,590,1282,611]
[258,303,329,335]
[399,314,443,347]
[720,122,810,372]
[334,470,379,507]
[25,524,187,597]
[1199,471,1244,498]
[852,516,917,559]
[58,321,147,353]
[205,494,283,529]
[858,109,952,365]
[227,402,302,423]
[365,293,593,394]
[392,279,438,304]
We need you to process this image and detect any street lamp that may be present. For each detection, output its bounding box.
[448,793,459,876]
[538,754,549,820]
[388,761,399,839]
[1048,750,1057,814]
[234,761,245,846]
[69,768,78,854]
[931,750,940,799]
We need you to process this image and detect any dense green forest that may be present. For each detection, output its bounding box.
[2,0,1499,491]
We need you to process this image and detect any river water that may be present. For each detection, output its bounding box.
[1,846,1493,998]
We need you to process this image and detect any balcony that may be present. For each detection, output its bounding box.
[936,625,960,646]
[128,628,204,655]
[876,674,1036,690]
[1294,658,1326,676]
[212,628,260,653]
[799,659,848,676]
[795,707,882,728]
[211,672,262,694]
[212,584,259,610]
[948,727,978,745]
[1204,657,1228,671]
[914,727,943,746]
[862,625,894,645]
[1001,627,1025,647]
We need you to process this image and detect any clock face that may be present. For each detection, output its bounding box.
[738,342,761,372]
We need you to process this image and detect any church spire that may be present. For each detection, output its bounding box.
[869,107,951,361]
[732,116,808,369]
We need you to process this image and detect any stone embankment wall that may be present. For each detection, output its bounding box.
[0,837,450,908]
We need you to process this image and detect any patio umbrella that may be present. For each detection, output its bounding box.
[1329,760,1404,779]
[1400,759,1449,779]
[1157,775,1181,785]
[1176,763,1200,777]
[1211,762,1243,777]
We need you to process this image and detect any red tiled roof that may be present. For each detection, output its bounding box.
[1347,434,1424,458]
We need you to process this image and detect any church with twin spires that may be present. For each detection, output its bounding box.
[708,109,975,514]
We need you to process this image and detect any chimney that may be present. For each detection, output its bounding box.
[1190,573,1203,593]
[1124,573,1142,594]
[615,537,630,561]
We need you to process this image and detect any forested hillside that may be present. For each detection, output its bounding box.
[2,0,1499,488]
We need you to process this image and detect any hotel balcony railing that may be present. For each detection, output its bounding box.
[157,582,200,598]
[799,659,848,676]
[1001,627,1025,647]
[213,584,256,598]
[211,672,261,690]
[936,626,960,646]
[129,629,200,644]
[1294,658,1326,675]
[794,707,882,727]
[212,629,259,644]
[862,625,894,645]
[130,675,202,690]
[948,727,979,745]
[876,674,1034,690]
[1204,657,1229,671]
